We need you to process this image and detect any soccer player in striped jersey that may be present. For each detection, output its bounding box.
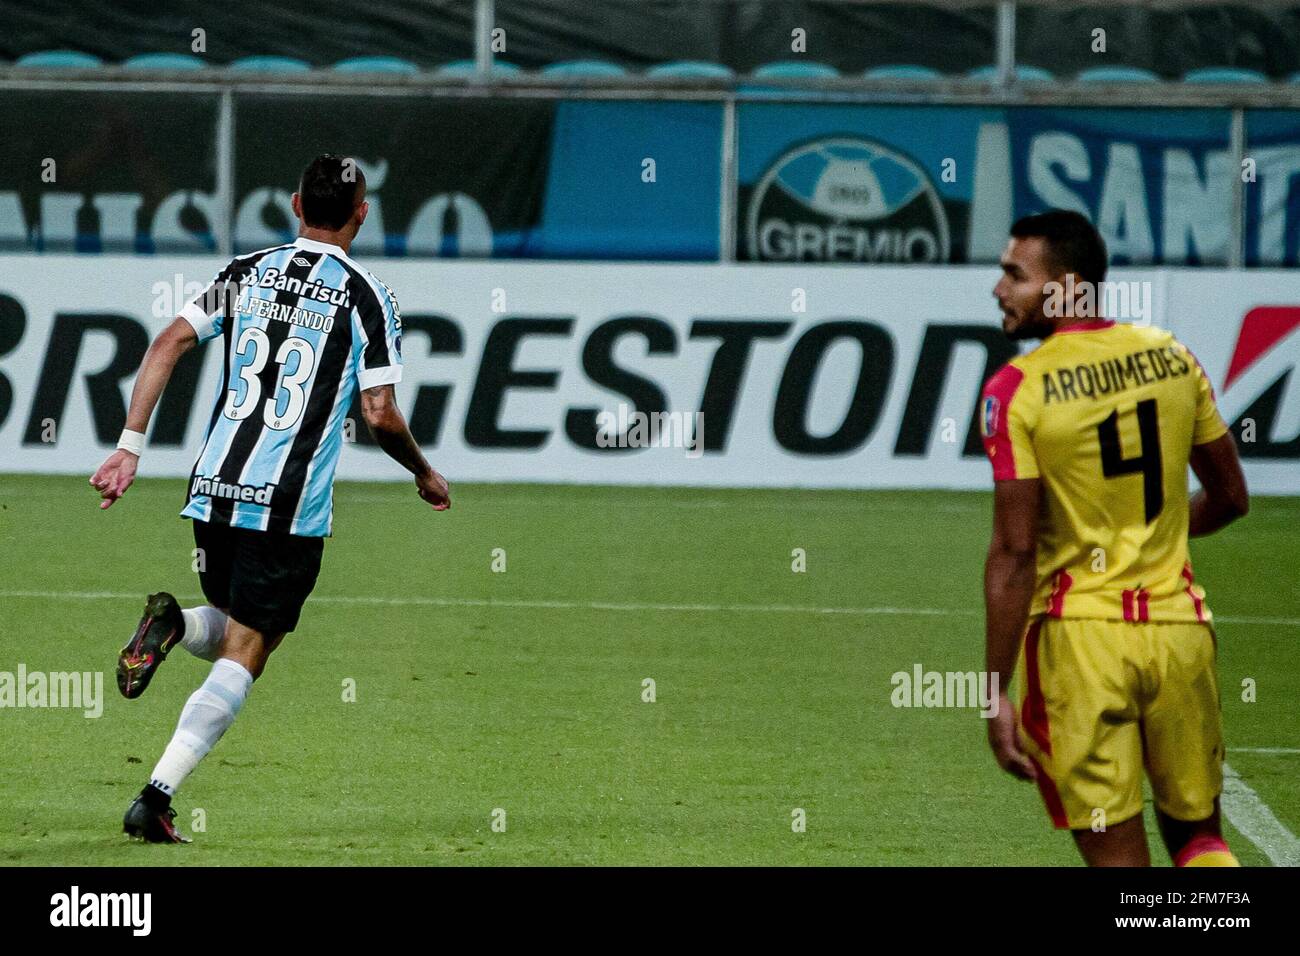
[981,210,1249,867]
[90,154,450,843]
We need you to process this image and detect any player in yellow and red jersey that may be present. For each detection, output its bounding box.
[980,210,1250,867]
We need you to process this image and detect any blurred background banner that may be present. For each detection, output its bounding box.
[535,101,724,260]
[1001,108,1236,267]
[738,107,1238,265]
[2,257,1298,491]
[0,92,725,261]
[231,95,556,258]
[2,93,1270,265]
[0,90,221,254]
[1243,109,1300,266]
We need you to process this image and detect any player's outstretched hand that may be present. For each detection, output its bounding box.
[89,449,139,510]
[987,692,1036,781]
[416,467,451,511]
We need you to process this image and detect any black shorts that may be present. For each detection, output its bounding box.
[191,519,324,635]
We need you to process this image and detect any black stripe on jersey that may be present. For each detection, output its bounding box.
[187,245,293,499]
[195,244,292,325]
[208,249,323,525]
[335,261,393,375]
[268,297,353,529]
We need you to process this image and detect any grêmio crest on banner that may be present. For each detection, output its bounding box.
[736,105,1300,268]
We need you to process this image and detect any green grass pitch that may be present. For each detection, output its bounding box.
[0,473,1296,866]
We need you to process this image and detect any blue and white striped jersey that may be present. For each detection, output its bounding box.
[178,236,402,537]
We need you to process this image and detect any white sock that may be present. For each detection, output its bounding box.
[180,606,228,661]
[149,658,253,797]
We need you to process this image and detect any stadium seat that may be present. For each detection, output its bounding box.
[15,50,103,69]
[752,61,840,79]
[1075,66,1160,83]
[967,64,1054,82]
[541,60,627,77]
[123,53,206,70]
[863,64,943,81]
[332,56,420,74]
[1182,67,1268,84]
[229,55,312,72]
[646,60,735,79]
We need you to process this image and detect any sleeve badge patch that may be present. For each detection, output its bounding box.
[981,395,1000,439]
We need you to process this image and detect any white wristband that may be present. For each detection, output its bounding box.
[116,429,146,456]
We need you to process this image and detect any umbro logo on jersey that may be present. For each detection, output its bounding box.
[292,256,312,267]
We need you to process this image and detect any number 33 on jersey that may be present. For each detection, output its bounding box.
[178,237,403,537]
[980,319,1228,624]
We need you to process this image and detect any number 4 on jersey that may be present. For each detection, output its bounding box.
[1097,398,1164,523]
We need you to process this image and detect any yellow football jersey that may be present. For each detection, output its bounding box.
[981,319,1229,623]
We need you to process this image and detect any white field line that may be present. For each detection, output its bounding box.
[0,486,984,513]
[1222,763,1300,867]
[333,495,988,514]
[1228,747,1300,755]
[0,589,1298,626]
[0,590,955,617]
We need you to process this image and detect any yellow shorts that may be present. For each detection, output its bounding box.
[1015,616,1224,831]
